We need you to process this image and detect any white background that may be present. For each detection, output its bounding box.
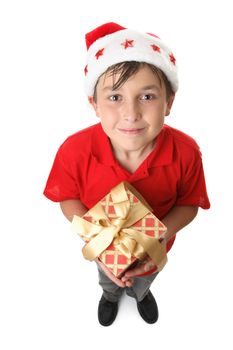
[0,0,232,349]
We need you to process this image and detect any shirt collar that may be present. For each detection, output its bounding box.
[91,123,174,168]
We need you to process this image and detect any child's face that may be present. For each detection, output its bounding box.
[90,66,174,154]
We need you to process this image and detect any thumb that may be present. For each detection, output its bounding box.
[144,260,155,272]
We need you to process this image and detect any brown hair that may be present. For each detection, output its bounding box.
[93,61,174,102]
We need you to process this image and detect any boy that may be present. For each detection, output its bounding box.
[43,22,210,326]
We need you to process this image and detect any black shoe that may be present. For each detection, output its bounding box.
[98,295,118,326]
[137,290,159,324]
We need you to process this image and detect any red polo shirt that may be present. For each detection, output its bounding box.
[44,122,210,254]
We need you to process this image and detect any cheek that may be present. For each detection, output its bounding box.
[146,106,165,123]
[95,102,108,117]
[99,111,116,130]
[99,105,119,121]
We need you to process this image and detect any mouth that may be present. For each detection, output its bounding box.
[118,128,145,135]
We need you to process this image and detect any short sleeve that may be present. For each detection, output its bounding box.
[43,145,80,202]
[176,151,210,209]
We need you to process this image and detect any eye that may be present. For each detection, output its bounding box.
[109,95,121,102]
[140,94,154,101]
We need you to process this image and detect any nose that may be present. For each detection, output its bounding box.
[123,100,141,122]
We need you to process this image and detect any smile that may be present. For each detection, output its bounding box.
[118,128,145,135]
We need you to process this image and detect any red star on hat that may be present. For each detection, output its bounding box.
[95,48,105,59]
[151,44,161,53]
[84,65,88,75]
[169,53,176,65]
[121,39,134,49]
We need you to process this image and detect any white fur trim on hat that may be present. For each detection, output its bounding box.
[84,28,178,96]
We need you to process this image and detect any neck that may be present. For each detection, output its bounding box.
[111,139,156,173]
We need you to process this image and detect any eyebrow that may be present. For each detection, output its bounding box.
[102,84,161,92]
[140,85,160,91]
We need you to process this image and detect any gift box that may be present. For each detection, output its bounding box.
[72,182,167,277]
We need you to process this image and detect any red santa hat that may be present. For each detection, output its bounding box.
[84,22,178,96]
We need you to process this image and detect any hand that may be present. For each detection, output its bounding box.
[121,257,157,283]
[121,239,166,281]
[95,258,133,288]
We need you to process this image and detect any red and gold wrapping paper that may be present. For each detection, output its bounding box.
[71,182,167,277]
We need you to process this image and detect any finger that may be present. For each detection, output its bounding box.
[123,265,147,278]
[125,279,133,287]
[124,259,157,277]
[113,279,126,288]
[105,271,126,288]
[108,274,126,288]
[144,261,156,272]
[121,275,133,282]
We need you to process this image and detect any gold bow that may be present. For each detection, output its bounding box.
[72,182,167,272]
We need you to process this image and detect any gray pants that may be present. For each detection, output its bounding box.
[97,265,159,303]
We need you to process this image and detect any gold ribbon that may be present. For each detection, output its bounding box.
[72,182,167,272]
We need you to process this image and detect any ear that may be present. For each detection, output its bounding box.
[88,96,99,117]
[165,94,175,116]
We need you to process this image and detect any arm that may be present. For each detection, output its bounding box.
[60,199,88,222]
[161,205,198,242]
[122,205,198,281]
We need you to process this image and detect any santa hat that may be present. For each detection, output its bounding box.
[84,22,178,96]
